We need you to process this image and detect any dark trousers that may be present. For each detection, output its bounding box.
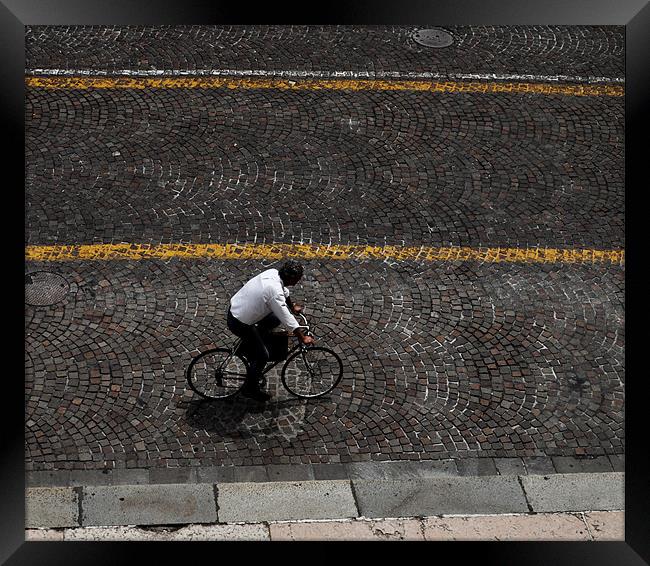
[227,308,280,389]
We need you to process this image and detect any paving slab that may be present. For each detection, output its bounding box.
[552,456,613,473]
[25,487,79,528]
[608,454,625,473]
[25,529,65,541]
[456,458,498,476]
[24,510,626,542]
[583,511,625,540]
[352,477,528,517]
[230,466,270,483]
[111,469,150,485]
[26,471,71,487]
[217,480,358,523]
[421,513,591,541]
[149,467,198,484]
[266,464,315,481]
[81,484,217,527]
[494,458,527,476]
[196,466,237,483]
[68,470,112,487]
[345,460,457,479]
[312,463,349,480]
[520,472,624,513]
[522,457,556,475]
[62,523,270,541]
[269,518,425,541]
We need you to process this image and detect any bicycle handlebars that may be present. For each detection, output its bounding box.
[294,311,310,333]
[294,312,320,342]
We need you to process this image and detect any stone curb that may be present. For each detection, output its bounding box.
[26,455,624,487]
[24,472,624,529]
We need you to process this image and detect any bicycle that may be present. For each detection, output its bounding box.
[186,312,343,400]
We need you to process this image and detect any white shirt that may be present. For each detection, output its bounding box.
[230,268,300,331]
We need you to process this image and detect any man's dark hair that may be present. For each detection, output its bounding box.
[278,260,304,282]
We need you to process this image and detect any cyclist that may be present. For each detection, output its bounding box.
[227,260,315,401]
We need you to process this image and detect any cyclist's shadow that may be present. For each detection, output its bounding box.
[181,395,308,439]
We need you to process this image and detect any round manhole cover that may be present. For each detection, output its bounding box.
[412,28,454,48]
[25,271,69,306]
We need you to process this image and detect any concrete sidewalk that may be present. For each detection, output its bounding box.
[26,511,624,541]
[24,471,624,540]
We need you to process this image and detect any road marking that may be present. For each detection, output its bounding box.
[25,76,624,97]
[25,243,625,265]
[27,68,625,85]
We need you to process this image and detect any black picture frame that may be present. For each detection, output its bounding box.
[5,0,648,563]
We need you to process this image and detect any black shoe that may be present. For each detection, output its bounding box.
[240,387,272,402]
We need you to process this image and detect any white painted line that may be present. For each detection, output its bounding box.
[26,68,625,84]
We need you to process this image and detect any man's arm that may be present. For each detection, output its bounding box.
[268,292,314,344]
[286,296,303,314]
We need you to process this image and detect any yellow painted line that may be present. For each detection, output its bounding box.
[25,76,624,97]
[25,243,625,265]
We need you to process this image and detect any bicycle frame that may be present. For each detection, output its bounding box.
[260,339,307,375]
[220,312,313,379]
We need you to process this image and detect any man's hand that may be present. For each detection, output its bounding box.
[293,328,315,346]
[292,303,303,314]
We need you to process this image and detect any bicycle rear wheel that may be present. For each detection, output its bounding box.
[281,346,343,398]
[186,348,249,400]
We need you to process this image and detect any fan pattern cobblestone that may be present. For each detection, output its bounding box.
[25,25,624,472]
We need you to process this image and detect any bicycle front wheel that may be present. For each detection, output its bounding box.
[281,346,343,398]
[187,348,248,400]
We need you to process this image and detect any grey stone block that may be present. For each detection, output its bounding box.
[149,467,198,484]
[111,468,150,485]
[608,454,625,472]
[521,472,624,512]
[352,477,528,517]
[523,457,556,475]
[68,470,113,486]
[456,458,498,476]
[266,464,315,481]
[26,487,79,528]
[230,465,269,482]
[312,463,349,480]
[346,460,457,480]
[552,456,613,473]
[62,523,271,541]
[81,484,218,526]
[26,471,71,487]
[217,480,358,522]
[494,458,527,476]
[197,466,236,483]
[427,460,460,476]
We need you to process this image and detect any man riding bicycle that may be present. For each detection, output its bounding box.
[227,260,315,402]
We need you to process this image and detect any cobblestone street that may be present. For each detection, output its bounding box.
[25,26,624,476]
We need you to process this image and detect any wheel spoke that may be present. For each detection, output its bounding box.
[187,348,248,399]
[282,347,342,398]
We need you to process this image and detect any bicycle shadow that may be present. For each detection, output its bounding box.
[181,394,312,439]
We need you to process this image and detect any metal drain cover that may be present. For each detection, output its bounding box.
[412,28,454,48]
[25,271,69,306]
